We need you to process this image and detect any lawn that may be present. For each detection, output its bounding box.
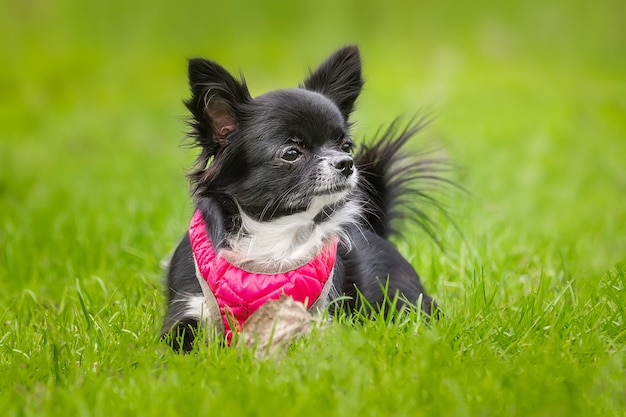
[1,0,625,416]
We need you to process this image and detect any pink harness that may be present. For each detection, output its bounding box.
[188,210,337,342]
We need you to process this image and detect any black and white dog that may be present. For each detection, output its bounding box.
[161,45,445,351]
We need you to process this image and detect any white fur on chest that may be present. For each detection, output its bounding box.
[226,191,360,271]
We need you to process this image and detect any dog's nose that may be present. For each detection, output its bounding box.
[332,156,354,177]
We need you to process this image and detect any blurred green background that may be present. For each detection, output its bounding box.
[1,0,624,297]
[2,2,625,414]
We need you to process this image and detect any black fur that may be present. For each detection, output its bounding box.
[161,45,446,351]
[300,46,364,119]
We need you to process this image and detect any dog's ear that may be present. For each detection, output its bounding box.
[301,45,364,120]
[185,58,251,147]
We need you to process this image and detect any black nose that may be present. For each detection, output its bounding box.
[333,156,354,177]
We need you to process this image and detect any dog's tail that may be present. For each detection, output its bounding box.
[354,117,457,246]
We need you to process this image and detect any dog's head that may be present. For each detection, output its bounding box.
[185,46,364,224]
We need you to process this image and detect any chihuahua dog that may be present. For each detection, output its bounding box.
[161,45,444,351]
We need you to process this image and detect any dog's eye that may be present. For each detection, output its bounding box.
[281,148,301,162]
[341,141,354,154]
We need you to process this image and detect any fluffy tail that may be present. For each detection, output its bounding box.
[354,117,457,246]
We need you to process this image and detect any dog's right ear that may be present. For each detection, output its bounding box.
[301,45,364,120]
[185,58,251,149]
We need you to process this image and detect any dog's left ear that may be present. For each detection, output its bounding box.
[186,58,251,149]
[301,45,364,120]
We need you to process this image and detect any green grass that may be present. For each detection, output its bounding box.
[1,0,625,415]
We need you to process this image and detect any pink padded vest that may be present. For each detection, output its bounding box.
[188,210,337,342]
